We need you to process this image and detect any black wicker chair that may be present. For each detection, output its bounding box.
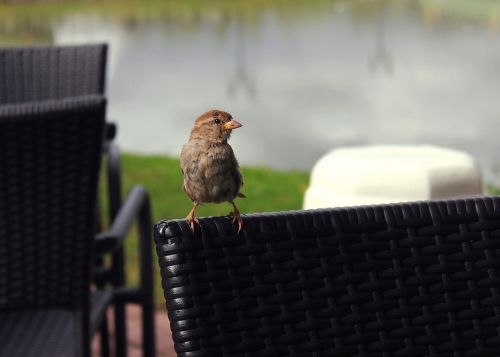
[0,96,107,356]
[0,44,155,357]
[0,44,107,104]
[0,95,155,357]
[155,197,500,357]
[0,44,116,147]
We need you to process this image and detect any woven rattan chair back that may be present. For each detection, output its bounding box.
[0,95,105,310]
[155,197,500,357]
[0,44,107,104]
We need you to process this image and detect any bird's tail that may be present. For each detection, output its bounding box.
[237,192,247,198]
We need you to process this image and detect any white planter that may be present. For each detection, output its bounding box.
[304,145,483,209]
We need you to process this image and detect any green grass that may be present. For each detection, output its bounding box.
[486,183,500,196]
[103,153,500,308]
[113,152,310,308]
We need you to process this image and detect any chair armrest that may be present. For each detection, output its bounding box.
[95,183,155,355]
[105,121,117,140]
[95,185,150,254]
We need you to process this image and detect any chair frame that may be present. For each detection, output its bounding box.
[155,197,500,357]
[0,95,106,357]
[0,43,156,356]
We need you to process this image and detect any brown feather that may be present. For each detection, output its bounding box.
[180,110,243,205]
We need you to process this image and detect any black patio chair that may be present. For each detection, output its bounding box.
[0,44,155,357]
[0,96,154,357]
[155,197,500,356]
[0,43,107,104]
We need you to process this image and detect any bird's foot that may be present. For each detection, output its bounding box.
[186,203,200,232]
[231,211,244,234]
[187,216,200,232]
[229,201,244,234]
[186,213,200,232]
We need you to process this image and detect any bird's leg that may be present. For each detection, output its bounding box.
[186,202,200,232]
[230,201,243,234]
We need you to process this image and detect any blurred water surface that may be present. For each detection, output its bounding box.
[2,0,500,181]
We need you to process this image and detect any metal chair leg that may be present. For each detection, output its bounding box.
[99,315,111,357]
[140,196,156,357]
[113,248,127,357]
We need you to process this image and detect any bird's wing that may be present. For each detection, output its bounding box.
[181,170,188,194]
[231,165,246,198]
[180,141,207,201]
[180,144,195,195]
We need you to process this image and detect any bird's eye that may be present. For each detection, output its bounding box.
[214,118,221,124]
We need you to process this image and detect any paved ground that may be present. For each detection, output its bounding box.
[93,306,176,356]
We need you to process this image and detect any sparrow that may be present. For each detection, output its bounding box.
[180,109,245,233]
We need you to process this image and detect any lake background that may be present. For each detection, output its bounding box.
[2,0,500,183]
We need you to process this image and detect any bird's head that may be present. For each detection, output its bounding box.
[190,109,242,143]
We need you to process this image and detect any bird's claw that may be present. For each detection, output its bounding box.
[189,217,200,232]
[231,213,244,234]
[187,215,200,232]
[186,203,200,233]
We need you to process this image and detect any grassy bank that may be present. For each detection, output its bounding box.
[120,153,310,223]
[110,153,500,308]
[113,153,310,308]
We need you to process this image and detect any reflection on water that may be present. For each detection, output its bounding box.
[369,5,393,75]
[2,0,500,182]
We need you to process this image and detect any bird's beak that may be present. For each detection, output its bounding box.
[223,120,242,130]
